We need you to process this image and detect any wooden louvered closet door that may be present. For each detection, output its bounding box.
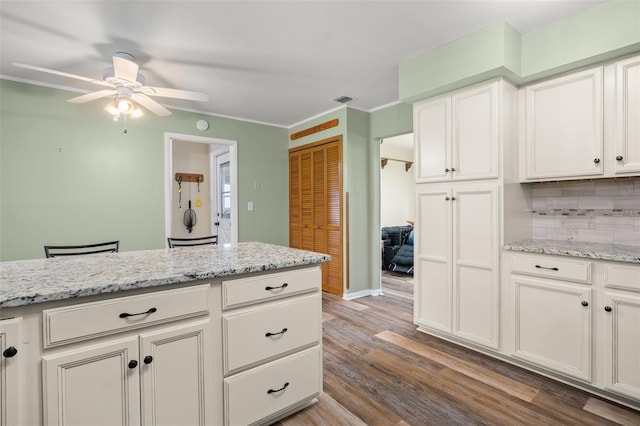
[289,137,343,295]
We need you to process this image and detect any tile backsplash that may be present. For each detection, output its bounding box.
[531,178,640,247]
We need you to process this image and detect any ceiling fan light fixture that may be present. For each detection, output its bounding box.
[117,97,133,114]
[130,108,143,118]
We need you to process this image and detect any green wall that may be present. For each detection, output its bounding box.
[400,0,640,103]
[0,80,289,261]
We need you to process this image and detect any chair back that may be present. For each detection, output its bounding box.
[44,241,120,258]
[167,235,218,248]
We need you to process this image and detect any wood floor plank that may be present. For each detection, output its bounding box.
[530,392,620,426]
[322,311,336,322]
[380,287,414,300]
[375,329,540,402]
[584,397,640,426]
[276,393,366,426]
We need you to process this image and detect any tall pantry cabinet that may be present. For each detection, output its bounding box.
[289,136,343,295]
[413,79,518,350]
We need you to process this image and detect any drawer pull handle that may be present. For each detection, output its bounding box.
[581,301,589,307]
[119,307,157,319]
[2,346,17,358]
[265,283,288,291]
[128,360,138,369]
[604,306,612,312]
[267,382,290,394]
[535,265,559,271]
[265,328,288,337]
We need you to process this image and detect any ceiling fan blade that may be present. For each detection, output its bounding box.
[141,86,209,102]
[132,93,171,116]
[113,55,139,84]
[12,63,113,87]
[67,89,117,104]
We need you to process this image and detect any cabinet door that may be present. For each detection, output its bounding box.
[139,319,214,426]
[415,186,452,332]
[414,96,451,182]
[602,292,640,400]
[42,337,141,426]
[614,55,640,175]
[289,152,302,248]
[524,67,603,180]
[300,151,314,251]
[512,277,592,381]
[0,318,21,426]
[452,185,499,349]
[452,82,499,181]
[312,147,328,289]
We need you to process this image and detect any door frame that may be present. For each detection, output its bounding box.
[164,132,238,245]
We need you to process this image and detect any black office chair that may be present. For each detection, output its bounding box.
[44,241,120,258]
[167,235,218,248]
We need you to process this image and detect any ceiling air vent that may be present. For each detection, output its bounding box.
[333,95,354,104]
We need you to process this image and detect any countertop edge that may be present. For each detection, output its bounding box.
[503,240,640,264]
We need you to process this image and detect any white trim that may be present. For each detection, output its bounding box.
[164,132,238,245]
[368,100,405,112]
[342,289,384,300]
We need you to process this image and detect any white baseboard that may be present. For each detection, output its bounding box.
[342,288,383,300]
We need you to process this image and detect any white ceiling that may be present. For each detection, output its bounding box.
[0,0,604,128]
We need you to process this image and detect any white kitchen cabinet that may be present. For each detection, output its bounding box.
[522,66,604,180]
[221,266,322,426]
[415,183,500,349]
[614,54,640,175]
[43,319,214,426]
[0,318,21,426]
[414,80,503,183]
[602,292,640,400]
[512,276,592,382]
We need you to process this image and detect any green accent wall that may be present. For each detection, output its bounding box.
[0,80,289,261]
[400,0,640,103]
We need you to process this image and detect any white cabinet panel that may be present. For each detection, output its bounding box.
[452,83,499,180]
[512,277,592,382]
[42,337,141,426]
[0,318,21,426]
[415,184,499,349]
[414,80,503,183]
[603,292,640,400]
[139,320,213,426]
[523,67,603,180]
[414,96,450,182]
[615,55,640,174]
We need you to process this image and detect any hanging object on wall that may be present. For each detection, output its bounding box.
[183,183,197,233]
[175,173,204,183]
[177,175,183,209]
[381,157,413,172]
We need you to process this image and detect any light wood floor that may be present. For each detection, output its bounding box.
[277,271,640,425]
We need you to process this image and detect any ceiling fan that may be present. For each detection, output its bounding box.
[13,52,209,117]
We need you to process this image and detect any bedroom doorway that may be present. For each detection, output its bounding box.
[379,133,415,288]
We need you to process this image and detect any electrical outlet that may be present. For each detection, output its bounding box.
[248,201,254,211]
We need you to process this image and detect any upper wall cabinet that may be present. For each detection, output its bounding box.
[614,55,640,175]
[520,54,640,182]
[521,67,604,181]
[414,80,504,183]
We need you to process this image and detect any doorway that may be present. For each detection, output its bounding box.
[164,132,238,245]
[379,133,415,287]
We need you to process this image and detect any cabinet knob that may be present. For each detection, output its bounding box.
[143,356,153,365]
[616,155,623,161]
[604,306,612,312]
[593,158,601,164]
[445,197,450,201]
[128,360,138,369]
[451,197,456,201]
[451,167,456,172]
[445,168,450,173]
[581,301,589,307]
[2,346,17,358]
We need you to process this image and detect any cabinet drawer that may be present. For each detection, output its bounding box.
[223,294,321,374]
[511,254,591,283]
[43,285,210,347]
[605,265,640,292]
[224,346,321,426]
[222,266,320,309]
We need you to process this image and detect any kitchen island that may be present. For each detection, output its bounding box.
[0,242,329,425]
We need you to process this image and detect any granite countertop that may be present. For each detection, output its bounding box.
[0,242,330,308]
[503,239,640,264]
